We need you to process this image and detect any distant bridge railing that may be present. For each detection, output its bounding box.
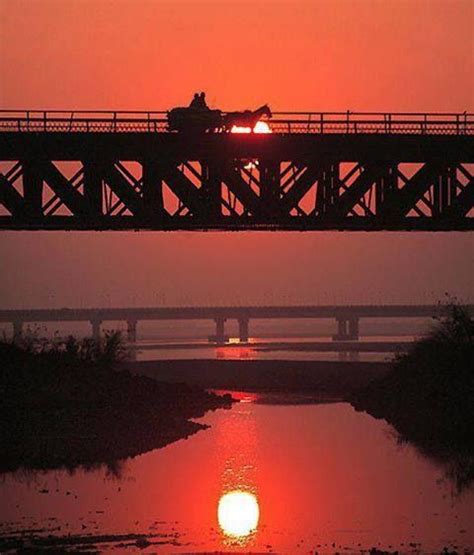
[0,110,472,135]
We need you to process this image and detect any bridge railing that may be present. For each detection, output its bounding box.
[0,110,472,135]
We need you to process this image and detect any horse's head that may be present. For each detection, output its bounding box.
[260,104,272,119]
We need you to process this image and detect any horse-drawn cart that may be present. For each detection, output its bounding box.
[167,98,271,133]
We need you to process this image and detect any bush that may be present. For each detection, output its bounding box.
[6,327,131,367]
[352,299,474,451]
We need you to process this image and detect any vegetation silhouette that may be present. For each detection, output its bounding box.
[0,330,233,474]
[351,297,474,493]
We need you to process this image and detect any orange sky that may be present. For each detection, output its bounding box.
[1,0,473,111]
[0,0,473,309]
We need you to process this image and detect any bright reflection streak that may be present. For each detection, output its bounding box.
[217,490,260,537]
[231,121,272,134]
[231,125,252,134]
[231,121,272,169]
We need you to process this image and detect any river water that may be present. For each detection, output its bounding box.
[134,335,412,362]
[1,398,473,553]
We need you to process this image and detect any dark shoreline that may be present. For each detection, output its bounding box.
[1,342,392,474]
[128,358,392,399]
[348,302,474,494]
[0,342,235,474]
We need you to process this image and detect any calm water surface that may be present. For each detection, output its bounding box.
[1,400,473,553]
[135,335,410,362]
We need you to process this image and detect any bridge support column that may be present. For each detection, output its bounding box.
[316,163,339,215]
[142,159,164,220]
[333,317,348,340]
[333,317,359,340]
[348,318,359,340]
[83,160,103,215]
[127,319,138,343]
[259,159,280,217]
[201,162,221,218]
[12,320,23,343]
[211,317,227,344]
[433,166,456,216]
[238,318,249,343]
[376,164,398,216]
[23,160,43,217]
[91,319,102,341]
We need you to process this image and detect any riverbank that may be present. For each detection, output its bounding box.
[0,340,234,474]
[350,304,474,491]
[128,358,392,399]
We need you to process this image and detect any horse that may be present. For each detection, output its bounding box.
[167,107,223,133]
[223,104,272,132]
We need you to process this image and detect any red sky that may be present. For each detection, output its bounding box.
[1,0,473,111]
[0,0,473,309]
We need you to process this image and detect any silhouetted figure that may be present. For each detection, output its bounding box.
[189,93,200,108]
[197,92,208,109]
[168,94,222,132]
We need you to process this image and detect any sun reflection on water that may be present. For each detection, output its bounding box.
[218,490,260,539]
[214,398,260,546]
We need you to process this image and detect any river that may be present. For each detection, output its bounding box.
[1,397,473,553]
[134,335,413,362]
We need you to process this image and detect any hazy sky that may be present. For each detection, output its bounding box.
[0,0,473,308]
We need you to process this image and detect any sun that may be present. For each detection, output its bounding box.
[217,490,260,537]
[231,121,272,134]
[253,121,272,133]
[231,120,272,168]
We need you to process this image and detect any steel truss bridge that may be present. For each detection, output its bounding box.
[0,110,473,231]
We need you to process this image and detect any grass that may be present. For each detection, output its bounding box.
[5,326,131,367]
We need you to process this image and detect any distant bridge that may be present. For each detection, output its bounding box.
[0,110,473,231]
[1,303,470,344]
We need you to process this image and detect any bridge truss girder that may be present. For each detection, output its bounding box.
[0,137,473,231]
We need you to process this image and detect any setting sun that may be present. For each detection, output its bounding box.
[231,120,272,168]
[217,490,260,537]
[231,121,272,134]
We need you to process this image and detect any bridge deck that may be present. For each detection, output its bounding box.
[1,304,471,323]
[1,131,474,161]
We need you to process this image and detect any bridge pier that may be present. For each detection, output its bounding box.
[238,318,249,343]
[215,317,226,343]
[348,318,359,340]
[259,159,280,216]
[142,159,165,219]
[333,317,359,340]
[334,317,347,340]
[90,319,102,341]
[23,160,44,218]
[209,317,227,344]
[83,160,103,215]
[201,162,222,218]
[127,319,138,342]
[12,320,23,343]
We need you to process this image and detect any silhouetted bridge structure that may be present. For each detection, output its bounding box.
[2,303,471,344]
[0,110,473,231]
